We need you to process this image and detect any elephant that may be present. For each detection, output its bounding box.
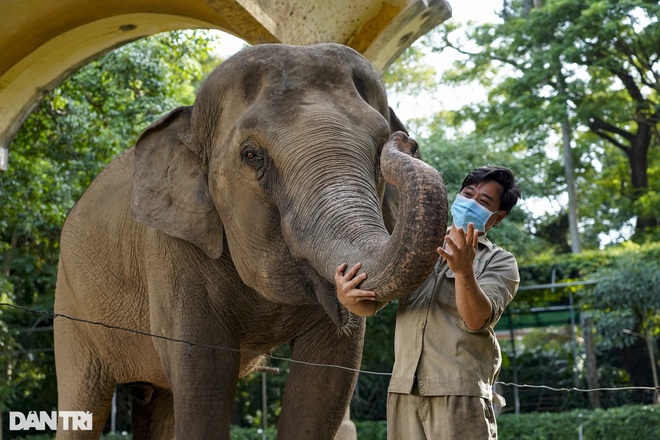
[53,42,447,439]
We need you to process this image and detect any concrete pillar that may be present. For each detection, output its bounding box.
[334,406,358,440]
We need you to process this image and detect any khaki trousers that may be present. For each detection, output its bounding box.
[387,392,497,440]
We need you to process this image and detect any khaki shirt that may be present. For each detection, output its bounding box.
[388,234,519,402]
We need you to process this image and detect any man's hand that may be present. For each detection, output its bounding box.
[437,222,478,276]
[334,262,378,316]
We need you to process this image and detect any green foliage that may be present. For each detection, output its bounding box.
[499,243,660,413]
[325,405,660,440]
[498,326,639,411]
[353,303,397,420]
[355,420,388,439]
[498,410,587,440]
[499,328,585,412]
[581,250,660,350]
[383,39,439,99]
[230,426,277,440]
[579,404,660,439]
[518,241,660,286]
[498,405,660,440]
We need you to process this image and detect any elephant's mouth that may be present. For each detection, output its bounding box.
[289,257,356,324]
[238,251,352,327]
[299,262,354,328]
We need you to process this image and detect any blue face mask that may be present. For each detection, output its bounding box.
[450,193,497,232]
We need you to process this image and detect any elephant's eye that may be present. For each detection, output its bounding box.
[240,143,264,171]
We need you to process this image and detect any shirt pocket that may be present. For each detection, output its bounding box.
[439,263,489,311]
[438,269,457,310]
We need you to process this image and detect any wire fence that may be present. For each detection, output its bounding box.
[2,301,658,397]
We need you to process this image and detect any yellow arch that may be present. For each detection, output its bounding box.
[0,0,452,168]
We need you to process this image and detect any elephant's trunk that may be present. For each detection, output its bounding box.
[288,131,447,303]
[352,131,447,301]
[279,130,446,323]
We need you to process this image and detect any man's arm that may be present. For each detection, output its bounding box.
[334,262,379,317]
[437,223,493,331]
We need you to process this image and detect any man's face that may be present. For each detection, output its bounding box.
[460,179,508,230]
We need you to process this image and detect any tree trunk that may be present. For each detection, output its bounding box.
[644,329,659,405]
[561,116,581,253]
[582,317,601,409]
[626,124,655,237]
[557,69,581,253]
[587,107,655,239]
[619,338,655,403]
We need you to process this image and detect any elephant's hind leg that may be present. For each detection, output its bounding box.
[54,317,115,439]
[128,383,175,440]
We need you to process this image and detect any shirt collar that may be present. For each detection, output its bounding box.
[478,233,494,250]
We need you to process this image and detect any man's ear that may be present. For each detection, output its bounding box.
[493,211,508,226]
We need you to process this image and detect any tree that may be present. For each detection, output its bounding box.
[435,0,660,248]
[418,111,545,260]
[581,252,660,403]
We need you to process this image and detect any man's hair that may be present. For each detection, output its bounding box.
[460,166,521,213]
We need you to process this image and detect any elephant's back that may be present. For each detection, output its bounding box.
[65,147,136,223]
[60,148,140,259]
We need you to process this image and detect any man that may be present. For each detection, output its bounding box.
[335,166,521,439]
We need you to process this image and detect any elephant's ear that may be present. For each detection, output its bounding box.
[388,106,409,136]
[388,106,422,160]
[132,106,224,259]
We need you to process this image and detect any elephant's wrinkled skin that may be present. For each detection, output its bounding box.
[54,43,447,439]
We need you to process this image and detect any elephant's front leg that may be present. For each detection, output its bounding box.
[155,324,240,440]
[277,315,366,440]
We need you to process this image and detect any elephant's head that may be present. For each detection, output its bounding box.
[132,43,447,326]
